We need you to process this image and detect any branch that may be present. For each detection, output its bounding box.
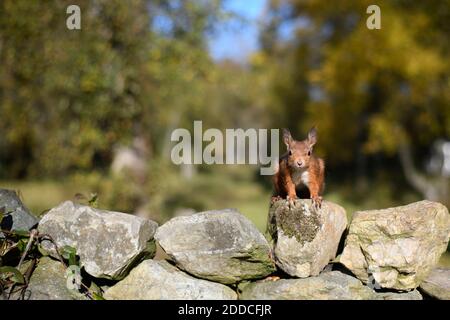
[18,229,38,269]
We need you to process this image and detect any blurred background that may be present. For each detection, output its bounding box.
[0,1,448,263]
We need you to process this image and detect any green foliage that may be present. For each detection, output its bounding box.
[0,0,229,178]
[60,245,78,266]
[90,281,105,300]
[10,230,29,238]
[0,266,25,284]
[16,238,28,253]
[265,0,449,167]
[88,194,98,208]
[0,227,107,300]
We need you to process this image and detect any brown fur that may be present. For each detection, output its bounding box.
[272,127,325,207]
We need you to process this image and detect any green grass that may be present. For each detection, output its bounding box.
[227,189,271,233]
[1,180,84,215]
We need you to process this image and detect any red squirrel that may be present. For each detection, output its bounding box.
[272,127,325,208]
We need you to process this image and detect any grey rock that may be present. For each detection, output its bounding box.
[38,201,158,280]
[239,271,373,300]
[0,189,39,232]
[155,208,276,284]
[341,200,450,290]
[268,199,347,278]
[22,257,86,300]
[239,271,422,300]
[419,267,450,300]
[104,259,237,300]
[377,290,423,300]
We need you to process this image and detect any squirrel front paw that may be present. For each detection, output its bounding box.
[270,195,282,205]
[311,195,322,209]
[287,195,297,209]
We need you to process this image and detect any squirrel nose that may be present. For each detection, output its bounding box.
[297,161,303,167]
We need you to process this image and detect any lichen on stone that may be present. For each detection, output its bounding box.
[272,200,322,244]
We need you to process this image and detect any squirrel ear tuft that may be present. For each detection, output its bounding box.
[282,128,293,148]
[308,126,317,146]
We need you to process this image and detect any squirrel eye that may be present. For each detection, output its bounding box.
[307,150,311,156]
[288,150,292,156]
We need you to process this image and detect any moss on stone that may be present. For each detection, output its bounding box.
[223,245,276,283]
[271,200,322,244]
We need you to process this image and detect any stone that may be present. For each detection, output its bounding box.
[21,257,86,300]
[340,200,450,290]
[155,208,276,284]
[268,199,347,278]
[104,259,237,300]
[239,271,373,300]
[419,267,450,300]
[239,270,422,300]
[38,201,158,280]
[0,189,39,232]
[377,290,423,300]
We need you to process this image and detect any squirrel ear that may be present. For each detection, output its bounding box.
[308,126,317,147]
[282,128,293,148]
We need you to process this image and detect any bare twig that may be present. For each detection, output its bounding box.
[6,229,38,299]
[18,229,38,269]
[19,258,37,300]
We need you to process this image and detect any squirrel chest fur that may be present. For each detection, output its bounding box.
[291,169,310,186]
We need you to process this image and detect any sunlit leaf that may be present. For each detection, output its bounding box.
[92,292,106,300]
[17,239,28,252]
[60,245,78,265]
[69,252,77,266]
[89,281,103,298]
[0,266,25,284]
[12,230,30,237]
[88,193,98,208]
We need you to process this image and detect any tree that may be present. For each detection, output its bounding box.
[263,0,449,204]
[0,0,230,178]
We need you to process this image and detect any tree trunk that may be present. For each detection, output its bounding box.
[398,143,449,205]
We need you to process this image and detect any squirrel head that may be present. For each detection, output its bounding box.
[282,127,317,169]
